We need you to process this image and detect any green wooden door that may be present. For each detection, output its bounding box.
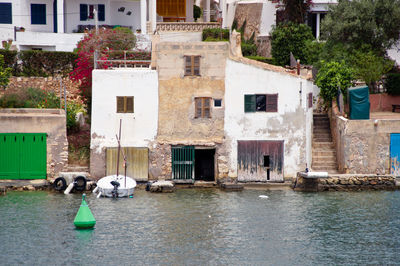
[0,133,47,179]
[172,146,195,181]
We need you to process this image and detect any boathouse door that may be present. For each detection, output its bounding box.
[172,146,195,182]
[106,147,149,181]
[237,140,284,182]
[390,133,400,176]
[0,133,47,179]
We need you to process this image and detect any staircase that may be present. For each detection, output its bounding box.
[312,113,339,174]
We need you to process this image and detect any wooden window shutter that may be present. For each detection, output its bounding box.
[244,95,256,112]
[117,97,124,113]
[203,97,211,118]
[184,56,192,76]
[193,56,200,76]
[126,97,134,113]
[266,94,278,112]
[195,98,202,118]
[308,92,313,108]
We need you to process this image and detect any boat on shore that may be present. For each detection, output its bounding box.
[93,119,137,198]
[93,174,136,198]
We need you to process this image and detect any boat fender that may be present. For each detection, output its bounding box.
[73,176,87,192]
[64,183,74,195]
[54,177,67,191]
[92,186,99,194]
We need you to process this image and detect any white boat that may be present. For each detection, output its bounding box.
[93,119,137,198]
[94,174,136,198]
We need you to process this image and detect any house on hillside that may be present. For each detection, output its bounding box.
[0,0,222,51]
[90,32,316,182]
[224,57,314,182]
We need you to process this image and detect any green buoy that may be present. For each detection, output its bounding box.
[74,194,96,229]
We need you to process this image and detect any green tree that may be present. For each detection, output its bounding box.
[321,0,400,55]
[270,22,315,66]
[273,0,313,23]
[0,54,12,89]
[315,61,354,106]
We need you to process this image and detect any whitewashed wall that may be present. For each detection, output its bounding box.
[224,59,313,179]
[259,1,277,36]
[91,68,158,151]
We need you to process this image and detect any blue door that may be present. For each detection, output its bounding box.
[390,133,400,176]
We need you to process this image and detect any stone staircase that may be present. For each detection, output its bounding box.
[312,113,339,174]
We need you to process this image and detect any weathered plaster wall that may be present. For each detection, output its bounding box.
[224,58,314,180]
[154,42,229,180]
[233,3,262,39]
[90,68,158,178]
[0,108,68,178]
[331,109,400,174]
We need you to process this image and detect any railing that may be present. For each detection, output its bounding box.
[156,22,221,32]
[94,50,151,69]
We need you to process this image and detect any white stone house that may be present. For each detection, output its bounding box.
[224,57,314,182]
[90,68,158,180]
[0,0,222,51]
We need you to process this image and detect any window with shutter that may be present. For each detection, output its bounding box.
[0,3,12,24]
[31,4,46,25]
[184,56,200,76]
[194,97,211,118]
[116,96,134,113]
[245,94,278,112]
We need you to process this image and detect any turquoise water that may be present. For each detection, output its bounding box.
[1,189,400,265]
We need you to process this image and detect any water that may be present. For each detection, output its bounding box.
[1,189,400,265]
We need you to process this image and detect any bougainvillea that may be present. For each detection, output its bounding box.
[70,27,136,112]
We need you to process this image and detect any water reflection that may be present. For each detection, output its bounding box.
[1,190,400,265]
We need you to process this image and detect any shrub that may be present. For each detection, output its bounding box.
[385,73,400,95]
[241,43,257,56]
[315,61,353,107]
[0,50,17,69]
[193,5,201,21]
[245,56,274,64]
[202,28,229,41]
[19,51,77,77]
[0,54,12,89]
[270,22,315,66]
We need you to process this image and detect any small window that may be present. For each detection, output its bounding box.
[31,4,46,25]
[184,55,200,76]
[244,94,278,112]
[195,97,211,118]
[0,3,12,24]
[214,99,222,107]
[116,96,134,113]
[263,155,270,167]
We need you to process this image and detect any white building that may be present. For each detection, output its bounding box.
[224,57,314,181]
[90,68,158,180]
[0,0,220,51]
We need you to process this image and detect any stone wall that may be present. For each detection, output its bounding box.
[0,108,68,179]
[330,105,400,174]
[155,42,229,181]
[294,173,396,192]
[5,76,82,103]
[256,36,271,58]
[233,3,262,40]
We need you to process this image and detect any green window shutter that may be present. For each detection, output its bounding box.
[244,94,256,112]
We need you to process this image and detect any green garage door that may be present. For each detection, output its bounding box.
[0,133,47,179]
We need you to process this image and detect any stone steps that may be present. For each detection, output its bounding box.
[312,113,339,173]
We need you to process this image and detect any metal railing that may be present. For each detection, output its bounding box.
[94,50,151,69]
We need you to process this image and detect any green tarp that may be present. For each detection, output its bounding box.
[348,86,370,120]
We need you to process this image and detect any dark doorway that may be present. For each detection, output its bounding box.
[195,149,215,181]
